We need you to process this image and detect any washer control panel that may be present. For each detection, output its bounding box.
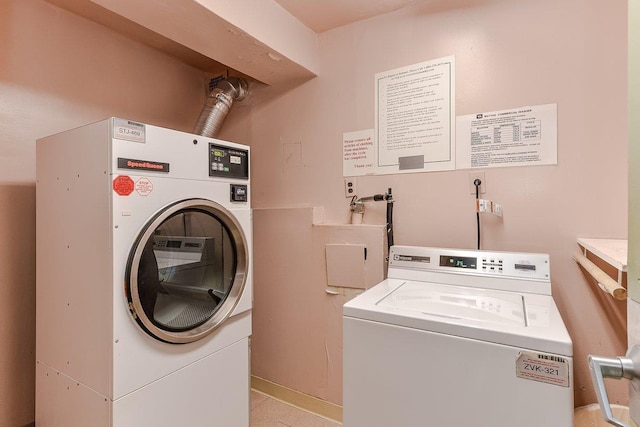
[480,256,504,273]
[390,246,550,281]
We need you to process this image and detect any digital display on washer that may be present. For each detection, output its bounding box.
[439,255,477,269]
[515,263,536,271]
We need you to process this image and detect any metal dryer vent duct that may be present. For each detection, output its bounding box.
[194,77,248,138]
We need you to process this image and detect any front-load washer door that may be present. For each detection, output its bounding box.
[125,198,248,344]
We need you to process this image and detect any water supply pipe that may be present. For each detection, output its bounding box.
[350,188,394,251]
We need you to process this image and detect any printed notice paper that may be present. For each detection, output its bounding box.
[375,56,455,175]
[456,103,557,169]
[343,129,375,176]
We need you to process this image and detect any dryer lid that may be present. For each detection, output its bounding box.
[344,279,572,356]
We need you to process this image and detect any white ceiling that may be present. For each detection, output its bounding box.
[273,0,416,33]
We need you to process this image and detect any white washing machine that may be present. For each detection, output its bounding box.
[343,245,573,427]
[36,118,252,426]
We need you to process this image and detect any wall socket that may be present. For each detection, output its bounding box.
[345,179,357,198]
[469,171,486,195]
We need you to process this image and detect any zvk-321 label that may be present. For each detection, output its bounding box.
[515,352,570,388]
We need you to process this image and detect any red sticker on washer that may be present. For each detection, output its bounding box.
[113,175,134,196]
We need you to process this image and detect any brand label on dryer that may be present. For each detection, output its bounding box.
[118,158,170,173]
[516,352,570,387]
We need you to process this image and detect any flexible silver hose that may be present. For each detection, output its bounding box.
[194,77,248,138]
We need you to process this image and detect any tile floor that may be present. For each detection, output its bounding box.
[250,390,342,427]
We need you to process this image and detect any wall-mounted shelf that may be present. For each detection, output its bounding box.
[575,238,627,300]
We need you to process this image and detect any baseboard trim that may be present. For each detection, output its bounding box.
[251,375,343,423]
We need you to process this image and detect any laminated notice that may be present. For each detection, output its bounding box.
[516,352,570,387]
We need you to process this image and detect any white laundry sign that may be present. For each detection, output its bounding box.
[343,129,375,176]
[456,103,557,169]
[374,56,456,174]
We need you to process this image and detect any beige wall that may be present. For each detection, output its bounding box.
[236,0,629,409]
[0,0,630,423]
[0,185,35,427]
[0,0,206,424]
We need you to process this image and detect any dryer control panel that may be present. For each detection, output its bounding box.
[209,143,249,179]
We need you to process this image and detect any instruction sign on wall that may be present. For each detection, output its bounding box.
[456,103,557,169]
[374,56,456,175]
[343,129,375,176]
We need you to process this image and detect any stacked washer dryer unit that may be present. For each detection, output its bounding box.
[344,246,574,427]
[36,118,252,426]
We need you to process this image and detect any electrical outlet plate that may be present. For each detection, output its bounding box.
[345,178,357,198]
[469,171,486,194]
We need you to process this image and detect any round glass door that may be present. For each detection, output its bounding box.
[125,199,248,344]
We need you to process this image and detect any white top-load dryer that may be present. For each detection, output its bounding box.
[343,245,573,427]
